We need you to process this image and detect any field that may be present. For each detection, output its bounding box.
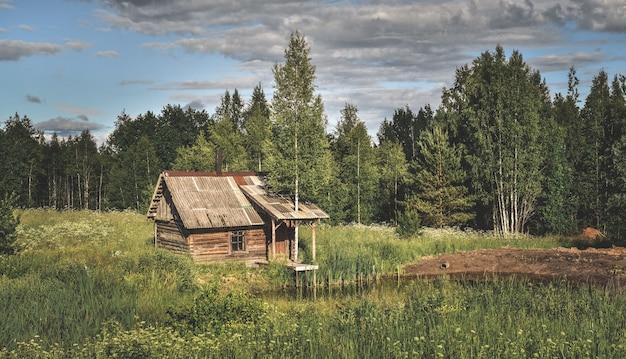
[1,210,626,358]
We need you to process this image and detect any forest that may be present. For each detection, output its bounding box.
[1,33,625,240]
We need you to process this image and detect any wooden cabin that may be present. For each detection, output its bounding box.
[146,170,329,264]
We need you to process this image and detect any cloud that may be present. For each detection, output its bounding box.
[16,24,34,31]
[529,50,605,72]
[34,116,105,136]
[88,0,625,137]
[26,94,42,103]
[65,39,93,51]
[0,39,62,61]
[96,50,119,57]
[570,0,626,32]
[184,99,205,110]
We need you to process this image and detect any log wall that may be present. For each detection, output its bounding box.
[155,221,188,253]
[188,227,267,263]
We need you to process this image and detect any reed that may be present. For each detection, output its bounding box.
[298,224,566,286]
[3,210,613,358]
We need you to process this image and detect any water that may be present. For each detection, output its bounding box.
[256,277,414,301]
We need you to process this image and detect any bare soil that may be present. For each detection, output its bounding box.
[403,246,626,288]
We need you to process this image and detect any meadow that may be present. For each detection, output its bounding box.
[1,210,625,358]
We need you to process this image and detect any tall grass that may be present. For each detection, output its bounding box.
[7,277,623,358]
[2,210,616,358]
[298,224,568,285]
[0,210,195,350]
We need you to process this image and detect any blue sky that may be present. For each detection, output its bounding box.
[1,0,625,144]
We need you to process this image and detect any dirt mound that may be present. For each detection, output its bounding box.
[403,246,626,288]
[580,227,605,241]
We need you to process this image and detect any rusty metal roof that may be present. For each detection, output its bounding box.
[161,174,264,229]
[239,183,329,221]
[147,171,328,229]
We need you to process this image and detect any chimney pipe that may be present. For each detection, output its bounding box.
[215,150,222,175]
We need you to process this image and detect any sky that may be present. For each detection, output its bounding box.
[1,0,625,144]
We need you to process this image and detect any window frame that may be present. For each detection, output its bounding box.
[230,230,246,252]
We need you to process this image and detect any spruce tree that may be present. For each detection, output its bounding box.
[332,104,378,224]
[243,84,272,172]
[405,126,474,228]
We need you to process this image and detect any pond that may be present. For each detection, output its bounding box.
[256,276,415,301]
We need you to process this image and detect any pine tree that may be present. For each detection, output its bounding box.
[243,84,272,171]
[405,126,474,228]
[376,141,408,224]
[208,118,249,172]
[578,71,610,229]
[0,113,44,206]
[332,104,378,224]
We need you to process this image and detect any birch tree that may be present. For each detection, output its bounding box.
[267,31,332,203]
[441,46,545,236]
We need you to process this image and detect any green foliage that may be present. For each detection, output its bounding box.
[0,194,19,255]
[106,135,159,211]
[166,280,264,336]
[243,84,273,172]
[375,141,408,224]
[441,46,545,235]
[396,209,422,238]
[208,117,249,172]
[331,104,379,224]
[267,31,333,203]
[406,126,474,228]
[0,113,44,207]
[171,133,216,172]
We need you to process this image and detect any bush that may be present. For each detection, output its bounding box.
[396,209,421,238]
[0,194,19,255]
[166,281,265,336]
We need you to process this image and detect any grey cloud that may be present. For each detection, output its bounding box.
[529,50,605,72]
[567,0,626,32]
[65,39,93,51]
[543,4,565,25]
[0,0,13,9]
[94,0,620,134]
[489,0,540,29]
[184,100,205,110]
[26,94,42,103]
[96,50,119,57]
[34,116,105,136]
[0,39,62,61]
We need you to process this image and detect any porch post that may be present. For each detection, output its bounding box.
[311,220,316,262]
[271,218,276,259]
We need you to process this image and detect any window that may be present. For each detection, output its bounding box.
[231,230,245,252]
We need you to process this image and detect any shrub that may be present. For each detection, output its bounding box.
[166,281,265,336]
[0,194,19,255]
[396,209,421,238]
